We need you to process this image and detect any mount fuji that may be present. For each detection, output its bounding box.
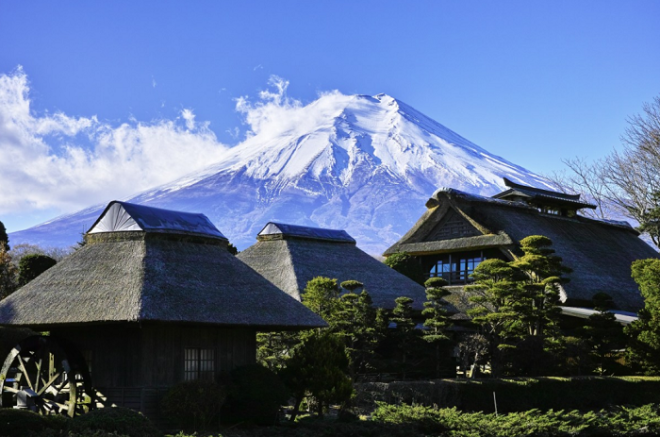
[10,92,553,254]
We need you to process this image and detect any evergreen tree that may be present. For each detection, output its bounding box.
[581,292,625,375]
[422,277,452,378]
[18,254,56,286]
[510,235,569,340]
[335,285,382,378]
[637,191,660,247]
[509,235,570,375]
[0,244,17,298]
[625,258,660,374]
[0,221,8,251]
[385,252,426,285]
[227,242,238,255]
[391,296,417,380]
[256,331,301,372]
[301,276,341,324]
[465,258,519,376]
[280,332,353,420]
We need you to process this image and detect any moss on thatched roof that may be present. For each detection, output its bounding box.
[238,223,427,310]
[0,204,325,330]
[384,188,659,312]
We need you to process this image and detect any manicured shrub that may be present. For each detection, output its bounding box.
[223,364,289,426]
[71,406,159,437]
[161,380,226,430]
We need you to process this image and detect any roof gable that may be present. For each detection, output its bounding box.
[88,201,226,240]
[426,208,481,241]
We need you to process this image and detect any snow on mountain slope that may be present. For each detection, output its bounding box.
[10,92,552,254]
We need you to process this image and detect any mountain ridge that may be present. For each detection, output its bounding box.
[10,92,552,254]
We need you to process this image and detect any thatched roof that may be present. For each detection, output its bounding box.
[0,203,325,330]
[238,222,428,310]
[384,187,659,312]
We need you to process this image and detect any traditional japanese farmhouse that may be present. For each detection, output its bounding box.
[0,201,325,417]
[237,222,427,310]
[383,178,659,312]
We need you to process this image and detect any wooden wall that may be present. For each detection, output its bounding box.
[53,323,256,417]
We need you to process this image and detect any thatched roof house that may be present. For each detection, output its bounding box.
[0,202,325,417]
[237,222,427,310]
[0,201,325,329]
[384,180,659,312]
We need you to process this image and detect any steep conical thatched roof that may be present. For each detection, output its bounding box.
[384,187,659,312]
[0,203,325,330]
[237,222,428,310]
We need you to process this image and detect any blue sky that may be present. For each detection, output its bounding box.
[1,1,659,232]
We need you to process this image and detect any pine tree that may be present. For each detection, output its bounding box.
[391,296,417,380]
[625,258,660,374]
[280,332,353,420]
[581,292,625,375]
[509,235,570,375]
[422,277,452,378]
[301,276,341,324]
[465,258,519,377]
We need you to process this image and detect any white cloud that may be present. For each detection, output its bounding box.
[235,75,347,140]
[0,67,229,217]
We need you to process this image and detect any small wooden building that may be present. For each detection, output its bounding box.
[237,222,427,310]
[0,201,325,417]
[383,178,659,312]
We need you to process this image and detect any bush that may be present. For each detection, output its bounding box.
[355,377,660,414]
[0,409,54,437]
[161,380,226,430]
[71,407,159,437]
[223,364,289,426]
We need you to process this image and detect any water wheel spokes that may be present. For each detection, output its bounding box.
[0,335,94,417]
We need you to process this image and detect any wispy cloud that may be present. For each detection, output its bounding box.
[253,64,263,71]
[0,67,229,217]
[235,75,345,140]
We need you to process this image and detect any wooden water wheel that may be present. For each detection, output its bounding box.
[0,335,95,417]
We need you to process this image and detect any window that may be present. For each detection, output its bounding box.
[429,252,485,285]
[184,348,215,381]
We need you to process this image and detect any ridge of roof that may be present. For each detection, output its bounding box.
[431,188,635,232]
[88,201,227,240]
[493,178,597,209]
[257,222,356,244]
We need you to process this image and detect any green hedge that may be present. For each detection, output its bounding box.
[355,377,660,414]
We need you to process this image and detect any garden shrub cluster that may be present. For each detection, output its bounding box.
[161,380,226,430]
[371,402,660,437]
[0,407,158,437]
[354,376,660,414]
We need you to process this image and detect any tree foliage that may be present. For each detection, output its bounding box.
[625,258,660,374]
[385,252,426,285]
[0,244,17,298]
[465,235,569,376]
[0,221,8,251]
[280,332,353,420]
[18,254,56,286]
[422,277,452,377]
[580,292,625,375]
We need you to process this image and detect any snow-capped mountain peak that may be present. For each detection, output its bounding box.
[11,92,551,254]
